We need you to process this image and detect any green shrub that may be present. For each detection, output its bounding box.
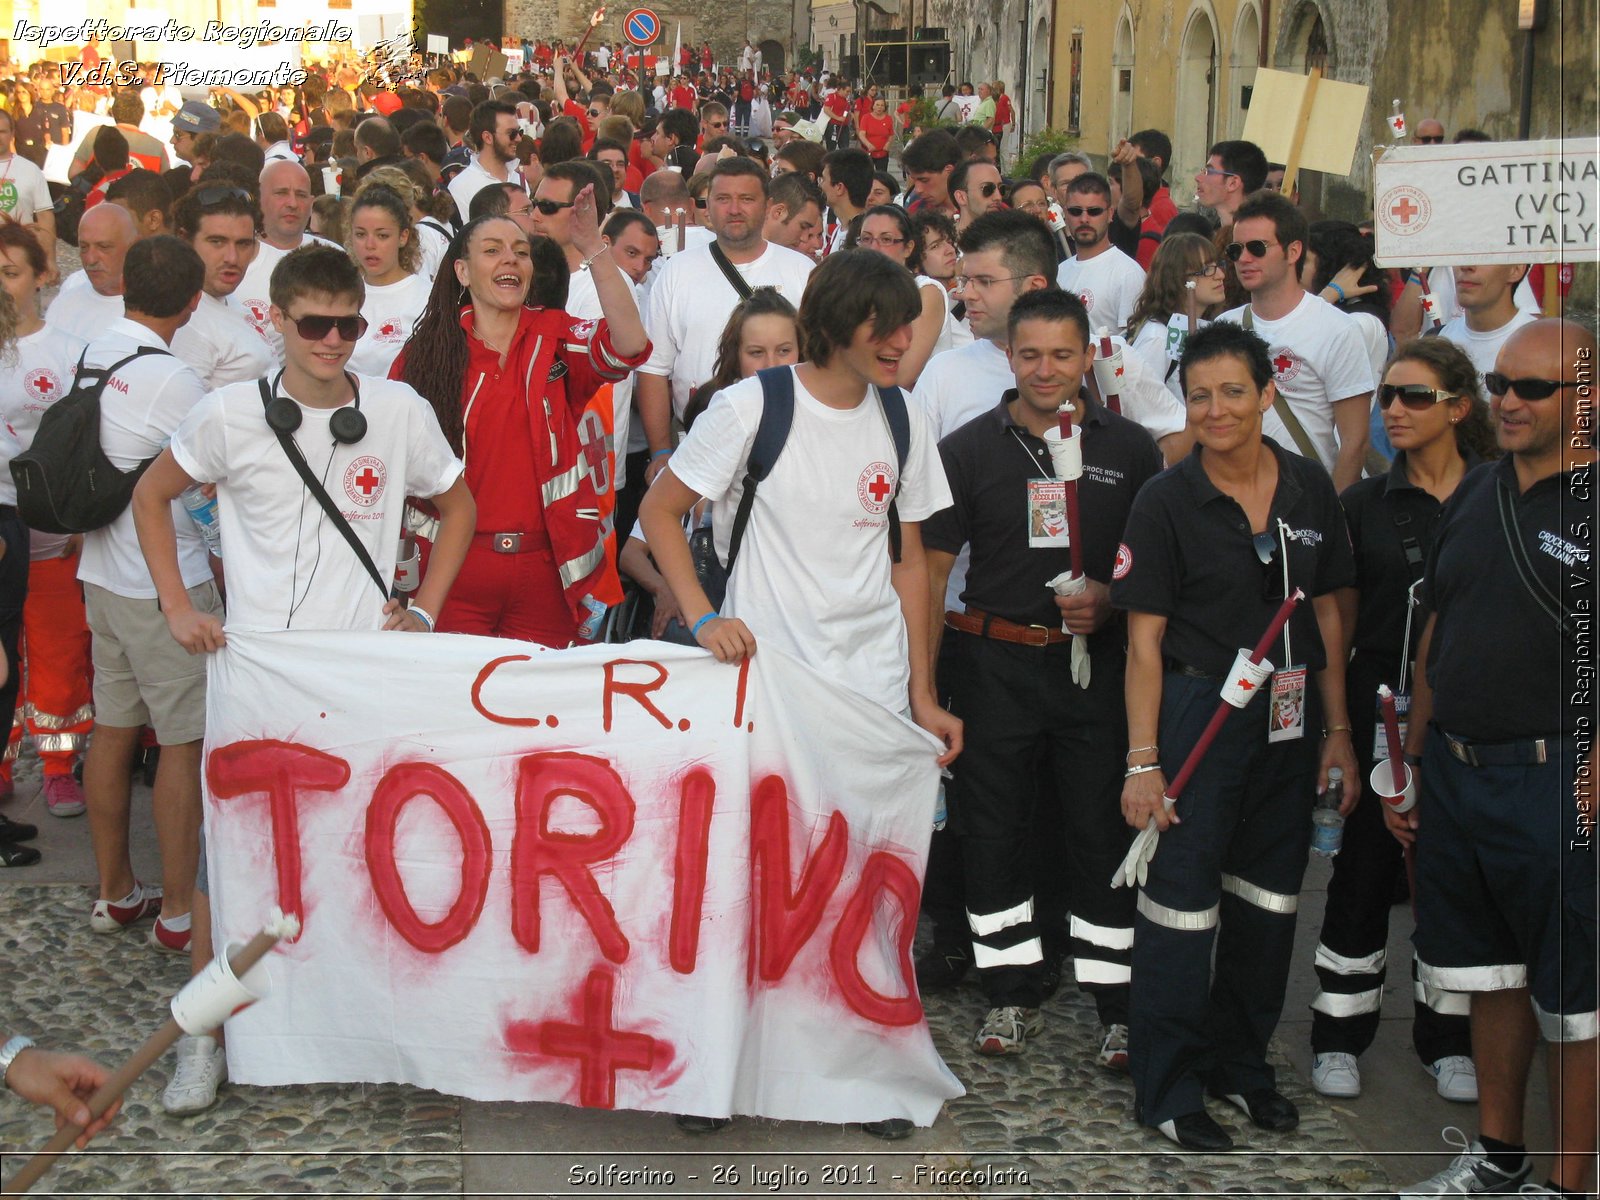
[1013,127,1078,176]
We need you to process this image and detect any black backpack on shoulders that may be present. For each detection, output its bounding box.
[10,347,171,533]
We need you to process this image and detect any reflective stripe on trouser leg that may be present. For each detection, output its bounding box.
[1411,958,1471,1017]
[1071,914,1133,985]
[1532,999,1599,1044]
[1311,942,1386,1019]
[968,898,1044,972]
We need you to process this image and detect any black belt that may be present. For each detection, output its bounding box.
[0,505,15,519]
[1438,727,1566,768]
[1163,657,1219,680]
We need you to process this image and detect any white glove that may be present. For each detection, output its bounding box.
[1045,572,1091,689]
[1111,800,1174,889]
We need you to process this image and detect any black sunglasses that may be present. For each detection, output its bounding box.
[693,197,708,208]
[1065,205,1106,218]
[290,313,367,342]
[976,181,1000,198]
[1225,239,1277,261]
[1483,373,1578,400]
[195,185,253,207]
[1416,135,1445,144]
[1253,531,1285,601]
[1378,383,1455,411]
[533,198,575,215]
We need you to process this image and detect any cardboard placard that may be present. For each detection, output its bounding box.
[1240,67,1369,177]
[468,45,511,80]
[427,34,449,55]
[1373,138,1598,266]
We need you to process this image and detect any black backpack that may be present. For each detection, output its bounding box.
[692,365,912,608]
[10,347,171,534]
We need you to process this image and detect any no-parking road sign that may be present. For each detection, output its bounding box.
[623,7,660,46]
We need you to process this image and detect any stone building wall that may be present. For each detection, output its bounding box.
[502,0,801,74]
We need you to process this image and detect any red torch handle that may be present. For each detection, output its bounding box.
[1064,479,1084,578]
[1380,688,1406,792]
[1163,589,1305,802]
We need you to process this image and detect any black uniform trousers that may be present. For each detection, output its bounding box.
[1310,650,1471,1063]
[1130,670,1318,1127]
[949,629,1134,1012]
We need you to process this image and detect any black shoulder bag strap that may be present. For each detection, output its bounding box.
[257,378,389,602]
[723,365,794,575]
[1496,473,1579,647]
[878,383,911,563]
[708,241,755,301]
[1388,508,1429,585]
[1242,307,1322,463]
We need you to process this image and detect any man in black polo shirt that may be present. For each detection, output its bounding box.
[924,290,1163,1062]
[1112,322,1358,1150]
[1392,319,1597,1200]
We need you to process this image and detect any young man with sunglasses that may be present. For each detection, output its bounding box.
[1391,319,1597,1200]
[1112,321,1358,1152]
[1438,263,1538,388]
[950,158,1004,234]
[170,185,272,388]
[130,245,473,1115]
[1054,172,1146,337]
[1216,191,1374,491]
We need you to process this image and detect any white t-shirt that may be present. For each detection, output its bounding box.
[641,239,815,419]
[262,140,297,163]
[172,291,274,389]
[0,154,53,223]
[347,274,432,378]
[46,272,124,342]
[76,319,213,599]
[1055,245,1145,337]
[415,217,452,282]
[565,265,639,489]
[229,234,343,366]
[1440,310,1539,388]
[0,323,88,557]
[912,336,1014,440]
[447,154,523,223]
[1217,293,1376,474]
[1427,266,1540,325]
[1128,316,1183,404]
[668,367,951,710]
[915,275,964,359]
[169,374,464,632]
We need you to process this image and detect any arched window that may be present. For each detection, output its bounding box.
[1174,5,1219,184]
[1111,8,1135,148]
[1229,2,1261,138]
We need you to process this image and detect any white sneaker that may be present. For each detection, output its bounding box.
[1398,1127,1531,1196]
[1311,1051,1361,1098]
[1425,1055,1480,1103]
[972,1006,1043,1055]
[162,1035,226,1115]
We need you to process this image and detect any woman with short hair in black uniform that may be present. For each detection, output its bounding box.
[1111,321,1359,1151]
[1305,337,1497,1104]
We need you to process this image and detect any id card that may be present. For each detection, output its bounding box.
[1027,479,1069,547]
[1165,314,1210,363]
[1267,665,1307,742]
[1374,690,1411,759]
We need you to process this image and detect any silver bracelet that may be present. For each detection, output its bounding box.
[1124,763,1162,778]
[0,1035,36,1090]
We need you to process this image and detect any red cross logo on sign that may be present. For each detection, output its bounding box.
[1377,185,1432,237]
[856,461,895,515]
[343,455,387,507]
[1390,196,1419,225]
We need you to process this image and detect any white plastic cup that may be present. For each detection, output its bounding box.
[1043,424,1084,481]
[394,540,421,594]
[1220,649,1273,708]
[1369,759,1417,814]
[170,941,271,1036]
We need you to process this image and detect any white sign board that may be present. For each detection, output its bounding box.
[426,34,449,54]
[1373,137,1598,267]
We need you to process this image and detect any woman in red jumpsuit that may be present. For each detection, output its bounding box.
[395,186,650,646]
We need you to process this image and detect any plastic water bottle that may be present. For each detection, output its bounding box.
[575,593,608,642]
[1310,767,1345,858]
[180,485,222,556]
[933,782,948,832]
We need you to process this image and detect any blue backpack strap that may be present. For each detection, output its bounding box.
[723,365,795,575]
[878,384,911,563]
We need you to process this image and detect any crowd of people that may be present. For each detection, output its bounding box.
[0,43,1591,1199]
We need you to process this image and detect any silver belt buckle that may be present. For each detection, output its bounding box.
[1533,738,1548,764]
[1447,735,1476,767]
[493,532,523,554]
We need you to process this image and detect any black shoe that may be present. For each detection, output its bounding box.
[913,944,970,991]
[1153,1110,1233,1151]
[141,745,160,788]
[862,1118,913,1141]
[0,839,41,867]
[675,1114,731,1133]
[1210,1086,1298,1132]
[0,813,38,843]
[1039,945,1068,1000]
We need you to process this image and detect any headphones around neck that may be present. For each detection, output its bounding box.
[259,371,367,444]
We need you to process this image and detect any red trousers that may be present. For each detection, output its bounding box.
[437,540,578,648]
[4,551,93,779]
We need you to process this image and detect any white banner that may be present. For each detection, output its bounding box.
[1373,137,1599,267]
[205,632,961,1124]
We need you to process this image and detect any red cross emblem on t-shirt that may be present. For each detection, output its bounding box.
[354,468,381,495]
[1273,353,1294,375]
[867,473,892,503]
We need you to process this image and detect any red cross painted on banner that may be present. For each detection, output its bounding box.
[507,968,670,1108]
[1390,196,1420,225]
[867,473,892,504]
[354,468,381,495]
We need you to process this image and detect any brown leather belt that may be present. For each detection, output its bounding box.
[945,608,1070,647]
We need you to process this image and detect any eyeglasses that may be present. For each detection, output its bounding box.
[1225,239,1276,261]
[1416,135,1445,144]
[1483,373,1580,400]
[1065,205,1106,218]
[954,273,1028,291]
[1378,382,1456,410]
[975,181,1000,198]
[1187,260,1226,279]
[857,234,905,247]
[1253,530,1285,601]
[693,197,708,208]
[533,198,575,215]
[289,313,368,342]
[1201,166,1238,179]
[195,185,253,207]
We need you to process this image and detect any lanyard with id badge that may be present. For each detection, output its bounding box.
[1263,518,1308,742]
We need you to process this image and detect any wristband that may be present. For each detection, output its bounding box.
[651,448,672,461]
[691,611,718,638]
[1324,723,1351,735]
[407,604,435,632]
[0,1035,35,1090]
[1124,763,1162,778]
[1325,281,1346,302]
